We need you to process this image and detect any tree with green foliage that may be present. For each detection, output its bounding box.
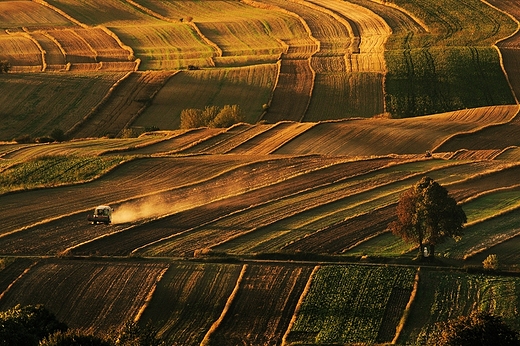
[0,304,67,346]
[180,105,244,129]
[428,311,520,346]
[388,176,466,258]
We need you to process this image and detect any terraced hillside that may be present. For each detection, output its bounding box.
[1,1,520,345]
[1,0,519,140]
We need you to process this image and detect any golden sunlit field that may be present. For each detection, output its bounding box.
[1,0,520,345]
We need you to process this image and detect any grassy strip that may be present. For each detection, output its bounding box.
[384,0,518,117]
[0,155,124,194]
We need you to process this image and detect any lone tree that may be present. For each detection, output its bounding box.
[388,176,466,258]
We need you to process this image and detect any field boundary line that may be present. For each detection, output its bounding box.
[281,265,319,346]
[200,264,248,346]
[392,267,420,344]
[20,28,46,71]
[32,0,87,28]
[66,71,133,138]
[0,261,38,302]
[124,0,221,62]
[97,26,136,61]
[133,266,169,323]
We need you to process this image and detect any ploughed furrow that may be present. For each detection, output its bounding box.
[46,28,97,63]
[207,264,314,346]
[0,258,37,299]
[180,124,276,155]
[263,59,315,122]
[214,161,502,255]
[74,27,131,61]
[282,205,395,254]
[71,71,175,139]
[448,164,520,202]
[125,128,225,155]
[0,156,252,237]
[227,122,316,155]
[138,263,243,345]
[0,259,168,334]
[29,31,66,69]
[72,157,397,256]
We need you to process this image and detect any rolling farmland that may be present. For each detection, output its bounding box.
[1,0,520,345]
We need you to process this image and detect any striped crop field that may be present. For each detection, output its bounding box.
[136,64,278,129]
[0,72,127,141]
[2,0,520,344]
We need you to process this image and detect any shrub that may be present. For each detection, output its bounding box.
[50,128,67,142]
[39,330,111,346]
[0,304,67,346]
[483,254,499,271]
[13,134,33,144]
[180,105,244,129]
[0,60,10,73]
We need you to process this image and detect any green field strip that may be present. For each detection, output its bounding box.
[1,136,162,160]
[342,231,412,257]
[383,0,517,118]
[138,262,243,345]
[437,206,520,260]
[287,265,417,345]
[397,268,520,344]
[463,186,520,224]
[210,160,460,254]
[0,155,125,195]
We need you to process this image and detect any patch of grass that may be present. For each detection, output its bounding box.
[0,155,124,194]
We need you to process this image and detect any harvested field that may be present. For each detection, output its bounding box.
[263,59,314,122]
[0,72,126,141]
[0,31,43,69]
[138,64,278,129]
[0,259,169,333]
[138,263,243,345]
[69,71,175,138]
[205,264,314,346]
[275,105,518,156]
[0,1,72,28]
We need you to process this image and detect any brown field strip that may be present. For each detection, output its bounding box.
[69,157,395,257]
[74,27,132,61]
[0,31,43,69]
[138,262,243,345]
[227,122,317,155]
[180,124,277,155]
[46,28,97,63]
[263,59,315,122]
[0,259,168,333]
[69,71,175,138]
[205,264,314,346]
[275,105,519,156]
[0,1,72,28]
[28,31,67,68]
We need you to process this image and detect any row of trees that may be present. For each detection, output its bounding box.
[180,104,244,129]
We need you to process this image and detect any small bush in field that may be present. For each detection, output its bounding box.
[483,254,499,271]
[180,105,244,129]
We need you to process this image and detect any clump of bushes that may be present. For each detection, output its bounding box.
[0,60,10,73]
[180,105,245,129]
